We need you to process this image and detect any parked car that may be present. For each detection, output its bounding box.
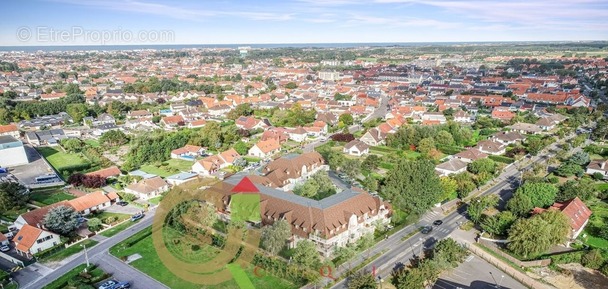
[111,281,131,289]
[98,280,118,289]
[116,201,128,206]
[433,220,443,226]
[0,245,10,252]
[131,213,144,222]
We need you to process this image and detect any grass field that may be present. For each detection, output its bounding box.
[580,199,608,249]
[110,226,297,289]
[92,211,131,223]
[40,239,99,263]
[100,219,141,238]
[140,159,194,177]
[84,139,100,148]
[30,190,75,206]
[597,183,608,191]
[37,146,91,173]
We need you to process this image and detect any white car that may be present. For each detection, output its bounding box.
[98,280,118,289]
[0,245,10,252]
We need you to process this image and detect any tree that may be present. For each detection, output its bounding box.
[525,138,544,155]
[293,180,320,198]
[555,162,584,177]
[43,205,80,235]
[362,154,380,171]
[260,220,292,255]
[342,158,361,179]
[570,151,590,166]
[87,217,102,231]
[507,182,558,216]
[331,133,355,142]
[339,113,354,126]
[226,103,253,120]
[233,141,251,156]
[467,195,499,224]
[334,245,355,263]
[508,210,570,258]
[417,137,435,155]
[467,158,496,175]
[557,178,597,202]
[347,271,376,289]
[65,103,88,124]
[68,173,107,188]
[99,130,129,147]
[581,249,605,270]
[285,82,298,89]
[439,177,457,202]
[433,238,467,265]
[292,240,320,268]
[0,182,29,212]
[480,211,517,236]
[592,172,605,180]
[382,159,442,215]
[61,138,85,153]
[452,172,476,199]
[435,130,454,146]
[311,171,336,195]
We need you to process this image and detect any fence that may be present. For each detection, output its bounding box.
[478,239,552,267]
[464,242,552,289]
[0,251,26,267]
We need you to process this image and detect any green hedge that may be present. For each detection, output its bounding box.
[42,264,90,289]
[488,155,515,164]
[437,145,463,155]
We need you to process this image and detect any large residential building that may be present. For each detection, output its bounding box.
[211,175,391,257]
[262,152,328,191]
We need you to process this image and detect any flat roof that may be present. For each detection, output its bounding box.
[0,135,19,144]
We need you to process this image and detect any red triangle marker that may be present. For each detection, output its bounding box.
[231,176,259,193]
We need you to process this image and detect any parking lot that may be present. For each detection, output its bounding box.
[10,145,64,188]
[432,254,526,289]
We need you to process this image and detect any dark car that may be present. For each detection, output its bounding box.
[111,281,131,289]
[421,226,433,234]
[131,213,144,222]
[116,201,128,206]
[433,220,443,226]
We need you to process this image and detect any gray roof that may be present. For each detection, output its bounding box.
[0,135,19,145]
[226,173,364,210]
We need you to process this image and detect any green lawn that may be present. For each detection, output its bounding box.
[148,196,163,205]
[30,190,75,206]
[597,183,608,191]
[140,159,194,177]
[40,239,98,262]
[84,139,100,148]
[110,226,297,289]
[91,211,130,223]
[580,199,608,249]
[100,219,140,237]
[37,146,91,174]
[243,156,262,163]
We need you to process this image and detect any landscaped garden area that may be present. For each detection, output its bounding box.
[139,158,195,177]
[30,189,75,206]
[110,227,299,289]
[37,146,92,178]
[41,264,109,289]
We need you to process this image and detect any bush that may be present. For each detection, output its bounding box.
[488,155,515,164]
[549,251,584,264]
[601,263,608,276]
[103,216,117,224]
[547,176,559,184]
[581,249,605,269]
[592,172,605,180]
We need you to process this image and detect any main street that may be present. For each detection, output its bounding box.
[326,133,577,289]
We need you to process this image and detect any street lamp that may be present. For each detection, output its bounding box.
[497,275,505,289]
[81,243,90,272]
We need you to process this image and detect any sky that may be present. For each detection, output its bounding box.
[1,0,607,46]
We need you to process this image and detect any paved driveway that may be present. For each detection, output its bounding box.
[104,204,142,214]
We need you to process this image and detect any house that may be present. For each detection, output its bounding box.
[508,123,543,134]
[217,175,391,257]
[166,172,199,186]
[491,107,515,122]
[453,148,488,163]
[288,127,308,142]
[343,140,369,156]
[586,160,608,179]
[235,116,264,130]
[491,131,525,145]
[261,130,289,144]
[85,166,122,179]
[262,152,328,191]
[86,113,116,127]
[67,191,119,215]
[535,117,557,131]
[161,115,185,127]
[533,197,592,242]
[475,140,506,155]
[13,224,61,258]
[124,176,169,200]
[14,201,73,230]
[128,110,153,119]
[453,110,473,123]
[248,139,281,158]
[187,119,207,129]
[170,145,205,160]
[435,159,468,176]
[360,128,386,146]
[192,149,241,176]
[0,124,20,139]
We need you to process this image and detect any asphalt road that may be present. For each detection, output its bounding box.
[327,133,578,289]
[22,212,159,289]
[433,254,526,289]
